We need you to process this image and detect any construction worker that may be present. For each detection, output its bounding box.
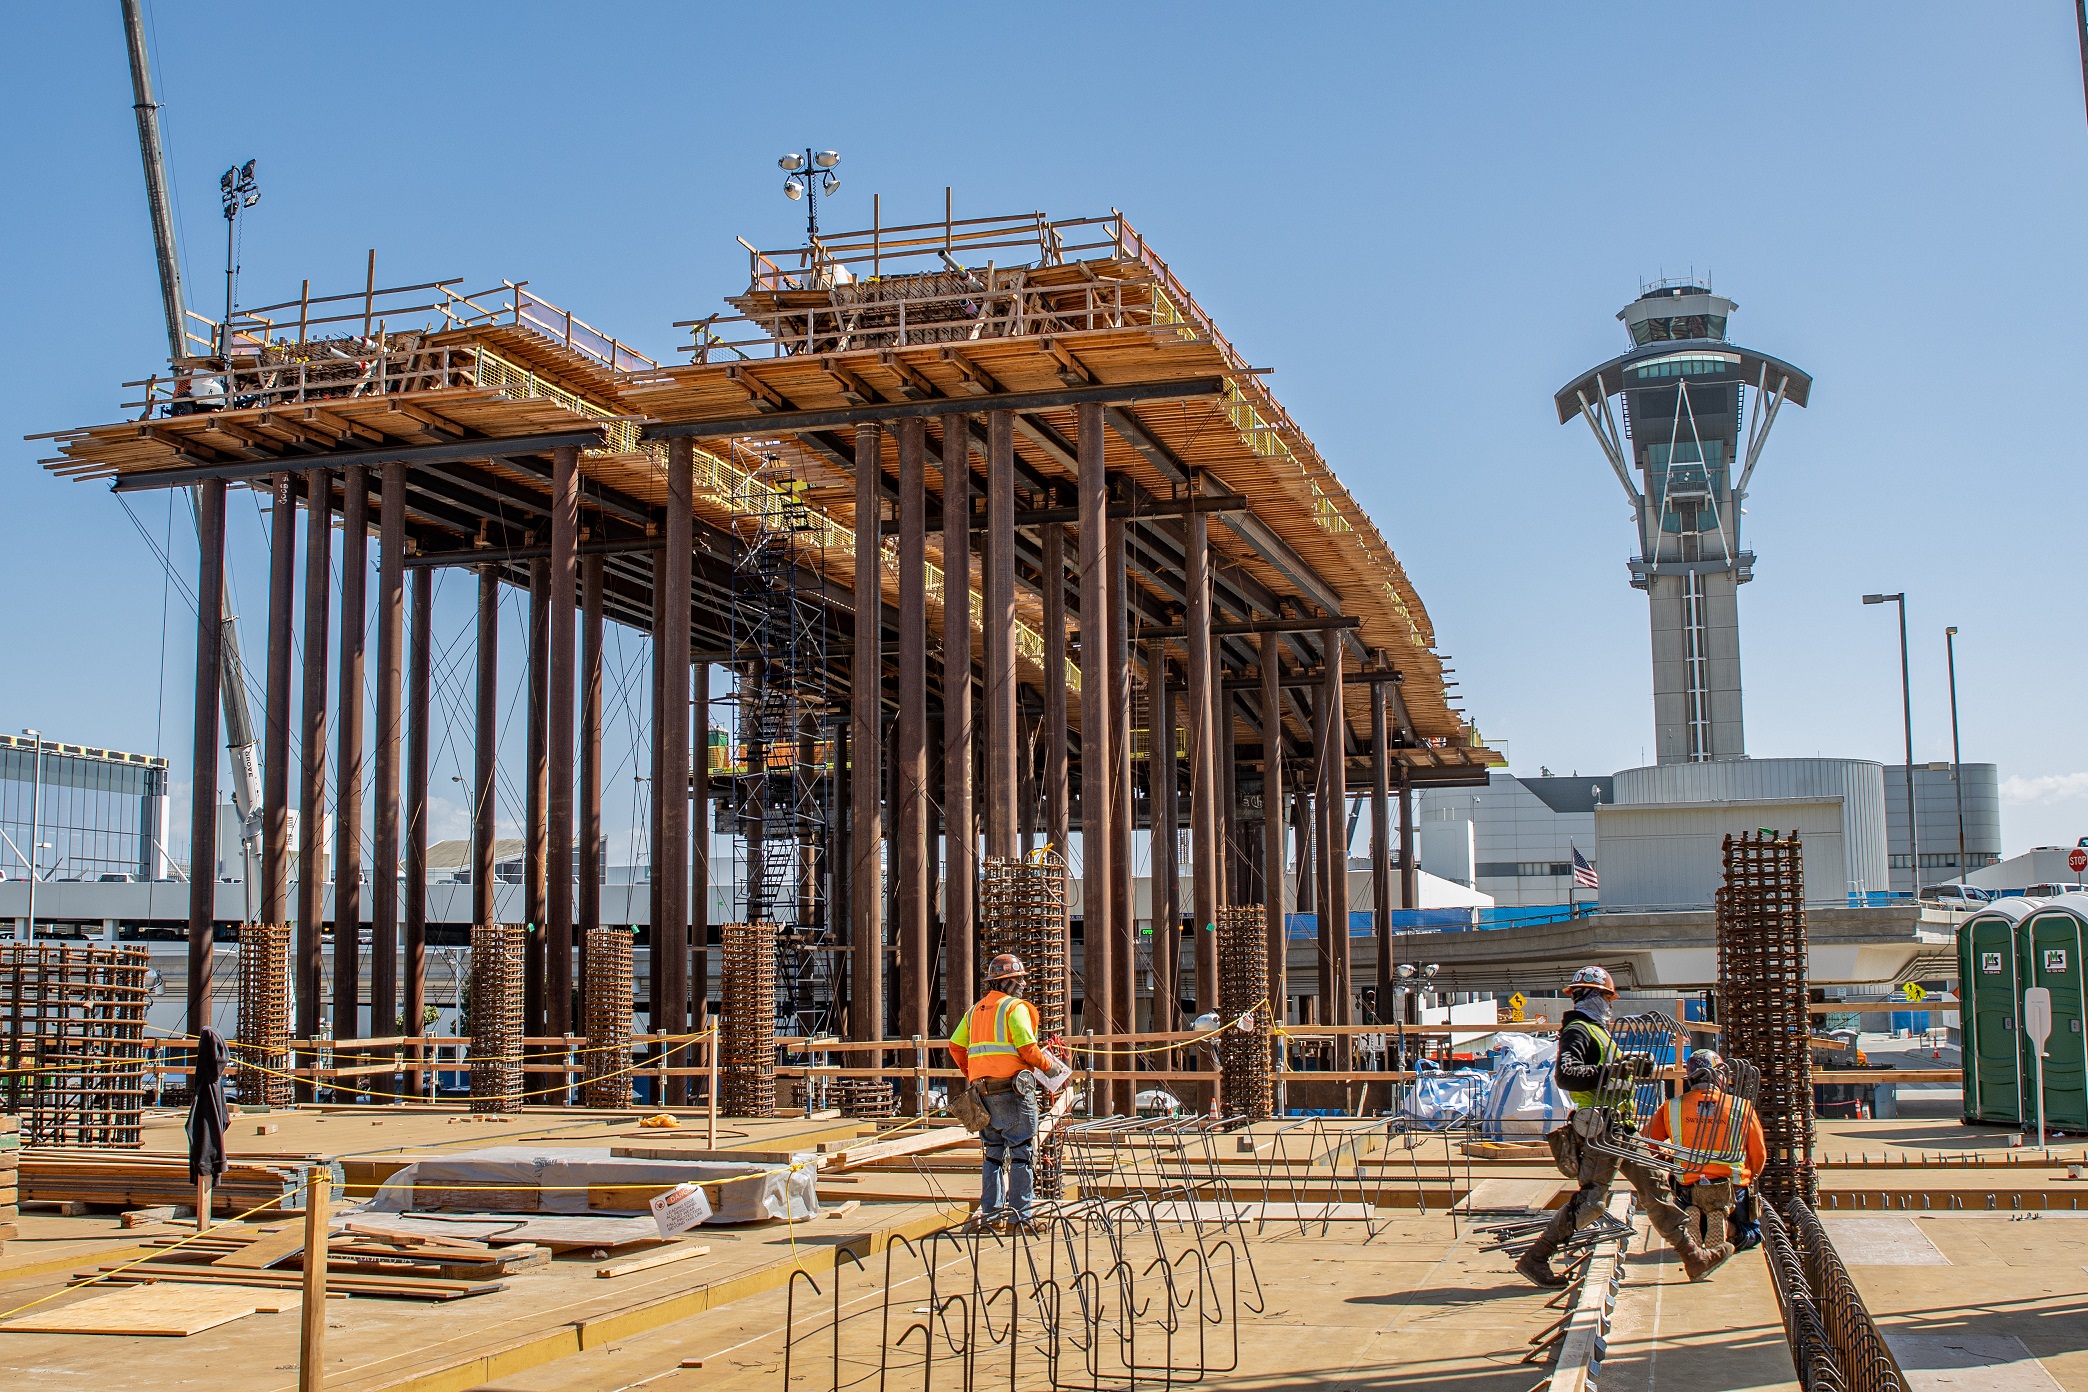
[1516,965,1732,1287]
[947,953,1068,1226]
[1642,1048,1767,1252]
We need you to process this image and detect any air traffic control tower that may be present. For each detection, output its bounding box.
[1555,283,1811,764]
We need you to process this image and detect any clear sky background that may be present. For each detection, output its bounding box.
[3,3,2085,870]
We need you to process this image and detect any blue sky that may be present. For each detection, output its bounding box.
[4,3,2086,865]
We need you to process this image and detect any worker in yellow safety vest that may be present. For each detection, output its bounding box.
[1516,965,1732,1288]
[947,953,1069,1226]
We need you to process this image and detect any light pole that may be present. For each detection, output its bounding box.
[1946,626,1967,884]
[777,149,841,243]
[22,729,42,945]
[218,160,259,357]
[1863,594,1918,895]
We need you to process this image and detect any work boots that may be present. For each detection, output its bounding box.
[1675,1232,1734,1282]
[1515,1237,1570,1288]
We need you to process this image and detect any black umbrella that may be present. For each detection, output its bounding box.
[187,1025,230,1231]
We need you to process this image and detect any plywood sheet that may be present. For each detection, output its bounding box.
[2,1284,295,1336]
[1886,1334,2063,1391]
[1823,1216,1951,1264]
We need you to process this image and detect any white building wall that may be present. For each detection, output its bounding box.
[1595,796,1849,910]
[1612,757,1889,899]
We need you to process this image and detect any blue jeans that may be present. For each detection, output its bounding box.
[979,1084,1038,1216]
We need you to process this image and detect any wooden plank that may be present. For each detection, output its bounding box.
[1453,1179,1565,1214]
[213,1224,309,1269]
[3,1284,297,1336]
[825,1127,978,1171]
[594,1243,712,1279]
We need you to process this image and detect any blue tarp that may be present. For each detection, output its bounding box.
[1284,904,1604,937]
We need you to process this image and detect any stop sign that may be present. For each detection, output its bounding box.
[2069,847,2086,875]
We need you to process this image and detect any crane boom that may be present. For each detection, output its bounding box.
[121,0,266,908]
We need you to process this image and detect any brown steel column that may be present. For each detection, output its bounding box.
[371,462,405,1072]
[1075,402,1115,1094]
[1042,523,1070,859]
[580,555,603,955]
[1321,630,1351,1073]
[984,410,1018,858]
[1148,645,1178,1037]
[1371,673,1393,1031]
[524,556,549,1038]
[691,663,709,1027]
[187,477,227,1035]
[473,566,498,929]
[297,471,331,1048]
[648,584,664,1037]
[1259,634,1286,1024]
[546,446,578,1043]
[1293,784,1314,1019]
[659,441,693,1101]
[942,417,976,1014]
[1184,509,1218,1015]
[1310,675,1331,1030]
[1398,766,1416,918]
[895,418,930,1054]
[262,472,294,927]
[1218,685,1238,905]
[849,423,885,1046]
[334,467,369,1046]
[1105,512,1134,1115]
[405,564,431,1083]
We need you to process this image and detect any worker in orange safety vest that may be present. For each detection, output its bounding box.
[947,953,1068,1226]
[1642,1048,1768,1251]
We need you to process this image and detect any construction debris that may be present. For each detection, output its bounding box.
[21,1149,336,1215]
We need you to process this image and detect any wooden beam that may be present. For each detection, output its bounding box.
[640,377,1227,442]
[108,428,608,492]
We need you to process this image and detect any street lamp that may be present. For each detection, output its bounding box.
[1945,626,1967,884]
[218,160,259,357]
[777,148,841,243]
[21,729,42,945]
[1863,594,1918,895]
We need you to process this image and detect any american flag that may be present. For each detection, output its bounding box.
[1572,847,1599,890]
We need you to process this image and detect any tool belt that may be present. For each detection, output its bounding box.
[979,1075,1022,1096]
[1546,1122,1581,1179]
[1689,1177,1734,1211]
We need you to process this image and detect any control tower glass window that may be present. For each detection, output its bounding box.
[1629,314,1727,346]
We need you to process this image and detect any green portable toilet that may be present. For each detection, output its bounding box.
[2017,896,2088,1133]
[1958,898,2040,1125]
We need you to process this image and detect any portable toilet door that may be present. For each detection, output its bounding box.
[1959,907,2026,1124]
[2017,899,2088,1133]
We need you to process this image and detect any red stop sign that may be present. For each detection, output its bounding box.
[2069,847,2087,875]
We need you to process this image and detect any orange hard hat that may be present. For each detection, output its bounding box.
[984,953,1027,984]
[1565,965,1617,998]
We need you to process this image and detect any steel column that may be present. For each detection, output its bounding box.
[1076,402,1115,1091]
[334,466,368,1045]
[1312,675,1332,1029]
[371,461,405,1074]
[895,419,930,1052]
[984,409,1018,857]
[1398,767,1416,916]
[1149,644,1178,1037]
[1218,685,1238,905]
[1042,524,1070,859]
[474,566,498,929]
[1185,509,1217,1015]
[262,472,294,926]
[297,470,331,1048]
[1321,632,1351,1069]
[405,564,431,1084]
[188,477,227,1034]
[1371,679,1394,1094]
[659,440,693,1102]
[1106,510,1134,1114]
[942,417,976,1014]
[546,445,578,1040]
[691,662,709,1028]
[524,556,548,1040]
[849,424,885,1046]
[1260,633,1286,1023]
[648,578,664,1039]
[580,554,603,951]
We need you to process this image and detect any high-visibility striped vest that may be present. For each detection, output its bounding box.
[1564,1019,1637,1122]
[963,995,1025,1063]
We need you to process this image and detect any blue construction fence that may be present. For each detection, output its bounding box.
[1285,904,1600,937]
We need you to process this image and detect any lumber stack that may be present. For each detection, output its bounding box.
[0,1114,18,1253]
[22,1148,336,1216]
[73,1223,533,1300]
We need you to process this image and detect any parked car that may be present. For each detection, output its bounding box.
[1918,883,1991,906]
[2023,883,2088,898]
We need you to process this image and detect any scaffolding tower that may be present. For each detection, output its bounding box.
[724,463,838,1039]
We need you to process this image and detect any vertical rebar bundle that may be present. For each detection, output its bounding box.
[235,924,293,1106]
[1216,904,1273,1120]
[979,852,1070,1037]
[0,944,150,1146]
[1716,831,1815,1206]
[469,924,526,1113]
[582,927,634,1108]
[722,921,779,1116]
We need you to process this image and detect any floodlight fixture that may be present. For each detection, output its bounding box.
[217,159,261,358]
[821,172,840,196]
[784,177,804,200]
[814,150,840,169]
[773,146,843,244]
[1862,593,1895,605]
[779,152,805,172]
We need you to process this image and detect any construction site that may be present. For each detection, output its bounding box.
[3,9,2087,1392]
